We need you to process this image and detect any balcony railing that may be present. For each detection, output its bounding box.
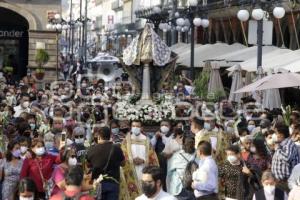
[112,0,123,11]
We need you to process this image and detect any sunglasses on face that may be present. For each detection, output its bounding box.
[74,135,84,139]
[70,155,76,158]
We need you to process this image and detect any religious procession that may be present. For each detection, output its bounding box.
[2,0,300,200]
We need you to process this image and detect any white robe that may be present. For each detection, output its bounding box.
[131,133,147,180]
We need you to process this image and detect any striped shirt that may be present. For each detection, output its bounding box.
[271,138,300,180]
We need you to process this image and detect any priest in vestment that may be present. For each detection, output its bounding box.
[119,120,159,200]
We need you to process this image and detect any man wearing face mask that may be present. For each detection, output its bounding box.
[14,93,30,117]
[44,132,59,156]
[150,120,173,190]
[191,117,206,149]
[72,127,87,164]
[192,141,218,200]
[135,166,176,200]
[110,119,125,145]
[271,124,300,192]
[253,171,288,200]
[203,115,219,133]
[121,120,159,199]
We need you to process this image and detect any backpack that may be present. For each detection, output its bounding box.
[182,160,198,190]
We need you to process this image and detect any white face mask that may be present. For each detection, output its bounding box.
[226,127,234,133]
[272,133,278,143]
[19,196,34,200]
[289,127,293,135]
[160,126,170,134]
[131,127,141,136]
[250,146,256,153]
[75,138,84,144]
[34,147,45,156]
[227,155,239,165]
[261,128,268,134]
[247,125,256,132]
[22,101,30,108]
[264,185,275,194]
[20,146,28,154]
[266,138,274,146]
[68,157,77,166]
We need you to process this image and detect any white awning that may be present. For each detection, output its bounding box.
[212,45,279,67]
[177,42,246,67]
[171,42,200,55]
[280,59,300,72]
[227,48,293,72]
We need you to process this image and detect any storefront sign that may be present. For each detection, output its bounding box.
[0,30,24,38]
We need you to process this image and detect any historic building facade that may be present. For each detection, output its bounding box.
[0,0,61,80]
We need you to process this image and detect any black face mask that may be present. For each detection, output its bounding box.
[141,182,157,198]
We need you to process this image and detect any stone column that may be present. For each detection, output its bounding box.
[140,63,153,104]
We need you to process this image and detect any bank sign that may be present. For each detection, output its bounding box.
[0,30,25,39]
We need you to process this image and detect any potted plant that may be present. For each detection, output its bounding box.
[34,49,49,80]
[3,56,14,75]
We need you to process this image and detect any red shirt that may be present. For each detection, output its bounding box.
[50,188,94,200]
[20,154,58,192]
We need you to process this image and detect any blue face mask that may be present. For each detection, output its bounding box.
[111,128,119,135]
[204,123,211,130]
[247,125,256,132]
[30,124,36,130]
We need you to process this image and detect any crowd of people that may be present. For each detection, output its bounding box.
[1,69,300,200]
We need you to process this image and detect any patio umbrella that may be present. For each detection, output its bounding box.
[229,65,243,103]
[234,72,300,93]
[262,89,282,109]
[208,62,225,97]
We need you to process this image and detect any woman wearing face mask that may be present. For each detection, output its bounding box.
[110,119,125,145]
[20,139,58,199]
[0,141,23,200]
[51,148,78,196]
[246,139,271,173]
[253,171,288,200]
[247,120,257,134]
[19,178,37,200]
[265,130,276,155]
[19,137,32,160]
[245,139,272,198]
[44,132,59,156]
[219,145,251,200]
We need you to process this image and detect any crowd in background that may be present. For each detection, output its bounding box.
[1,69,300,200]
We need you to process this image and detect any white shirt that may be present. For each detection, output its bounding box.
[195,129,207,149]
[135,189,177,200]
[131,133,147,180]
[13,105,30,117]
[193,156,218,198]
[150,133,173,148]
[162,138,182,155]
[252,189,288,200]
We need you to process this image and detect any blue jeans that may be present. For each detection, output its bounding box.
[101,182,119,200]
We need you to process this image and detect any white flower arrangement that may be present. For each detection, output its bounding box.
[115,97,176,123]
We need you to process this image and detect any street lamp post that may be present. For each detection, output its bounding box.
[135,6,170,33]
[237,2,285,74]
[173,0,209,80]
[47,14,68,80]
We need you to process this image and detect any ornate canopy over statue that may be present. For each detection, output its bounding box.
[123,23,172,66]
[122,23,177,102]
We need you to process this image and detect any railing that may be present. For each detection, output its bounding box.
[112,0,123,10]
